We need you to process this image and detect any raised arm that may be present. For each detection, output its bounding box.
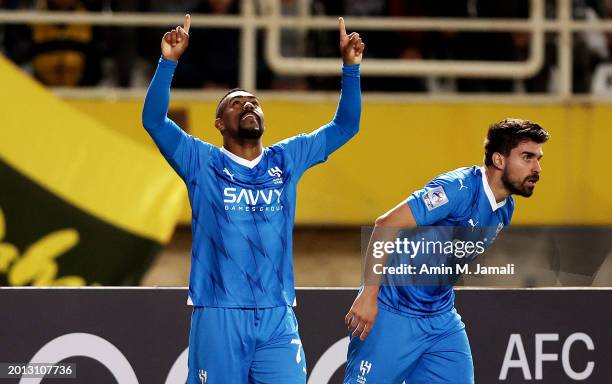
[320,17,365,156]
[142,14,191,157]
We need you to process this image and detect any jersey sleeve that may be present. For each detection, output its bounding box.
[273,130,327,178]
[406,174,471,226]
[142,57,212,181]
[321,64,361,155]
[271,64,360,178]
[167,135,213,183]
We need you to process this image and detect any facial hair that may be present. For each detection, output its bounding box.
[237,113,264,139]
[502,168,539,197]
[237,125,264,139]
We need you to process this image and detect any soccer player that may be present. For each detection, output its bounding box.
[142,14,364,384]
[343,119,550,383]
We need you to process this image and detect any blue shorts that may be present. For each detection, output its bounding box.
[344,305,473,384]
[188,306,306,384]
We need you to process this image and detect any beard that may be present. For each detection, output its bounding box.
[236,113,264,139]
[237,125,264,139]
[502,169,539,197]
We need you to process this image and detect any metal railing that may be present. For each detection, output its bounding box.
[0,0,610,101]
[264,0,545,79]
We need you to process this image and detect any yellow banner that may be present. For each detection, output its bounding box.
[69,98,612,226]
[0,56,185,243]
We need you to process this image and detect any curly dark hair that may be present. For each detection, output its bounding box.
[484,118,550,166]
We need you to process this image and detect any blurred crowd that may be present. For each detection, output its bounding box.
[1,0,612,93]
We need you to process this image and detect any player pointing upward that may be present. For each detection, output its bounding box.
[143,14,364,384]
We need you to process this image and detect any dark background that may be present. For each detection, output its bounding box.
[0,288,610,383]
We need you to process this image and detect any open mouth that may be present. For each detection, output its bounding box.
[525,177,539,188]
[241,112,259,123]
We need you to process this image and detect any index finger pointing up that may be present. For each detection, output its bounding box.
[184,14,191,33]
[339,17,347,38]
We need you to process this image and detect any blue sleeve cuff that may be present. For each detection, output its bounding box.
[159,56,178,68]
[342,64,360,77]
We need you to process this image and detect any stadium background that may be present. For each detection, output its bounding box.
[1,0,611,382]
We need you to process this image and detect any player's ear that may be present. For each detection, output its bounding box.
[215,117,223,132]
[492,152,505,170]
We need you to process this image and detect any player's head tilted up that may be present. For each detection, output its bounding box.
[484,118,550,197]
[215,88,265,141]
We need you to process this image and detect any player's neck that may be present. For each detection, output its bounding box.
[223,140,264,161]
[484,166,511,203]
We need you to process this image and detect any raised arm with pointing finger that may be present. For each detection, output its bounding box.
[143,15,364,177]
[272,17,364,177]
[319,17,364,155]
[142,15,365,384]
[142,15,191,163]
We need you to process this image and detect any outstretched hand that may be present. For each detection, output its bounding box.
[161,14,191,61]
[339,17,365,65]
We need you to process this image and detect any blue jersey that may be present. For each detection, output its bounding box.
[176,135,327,307]
[379,166,514,316]
[143,57,361,308]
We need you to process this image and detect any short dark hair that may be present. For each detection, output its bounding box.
[484,118,550,166]
[215,88,250,118]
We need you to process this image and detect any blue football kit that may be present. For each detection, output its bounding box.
[143,57,360,383]
[345,166,514,383]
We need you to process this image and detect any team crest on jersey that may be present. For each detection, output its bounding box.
[357,360,372,383]
[198,369,207,383]
[423,186,449,211]
[267,166,284,185]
